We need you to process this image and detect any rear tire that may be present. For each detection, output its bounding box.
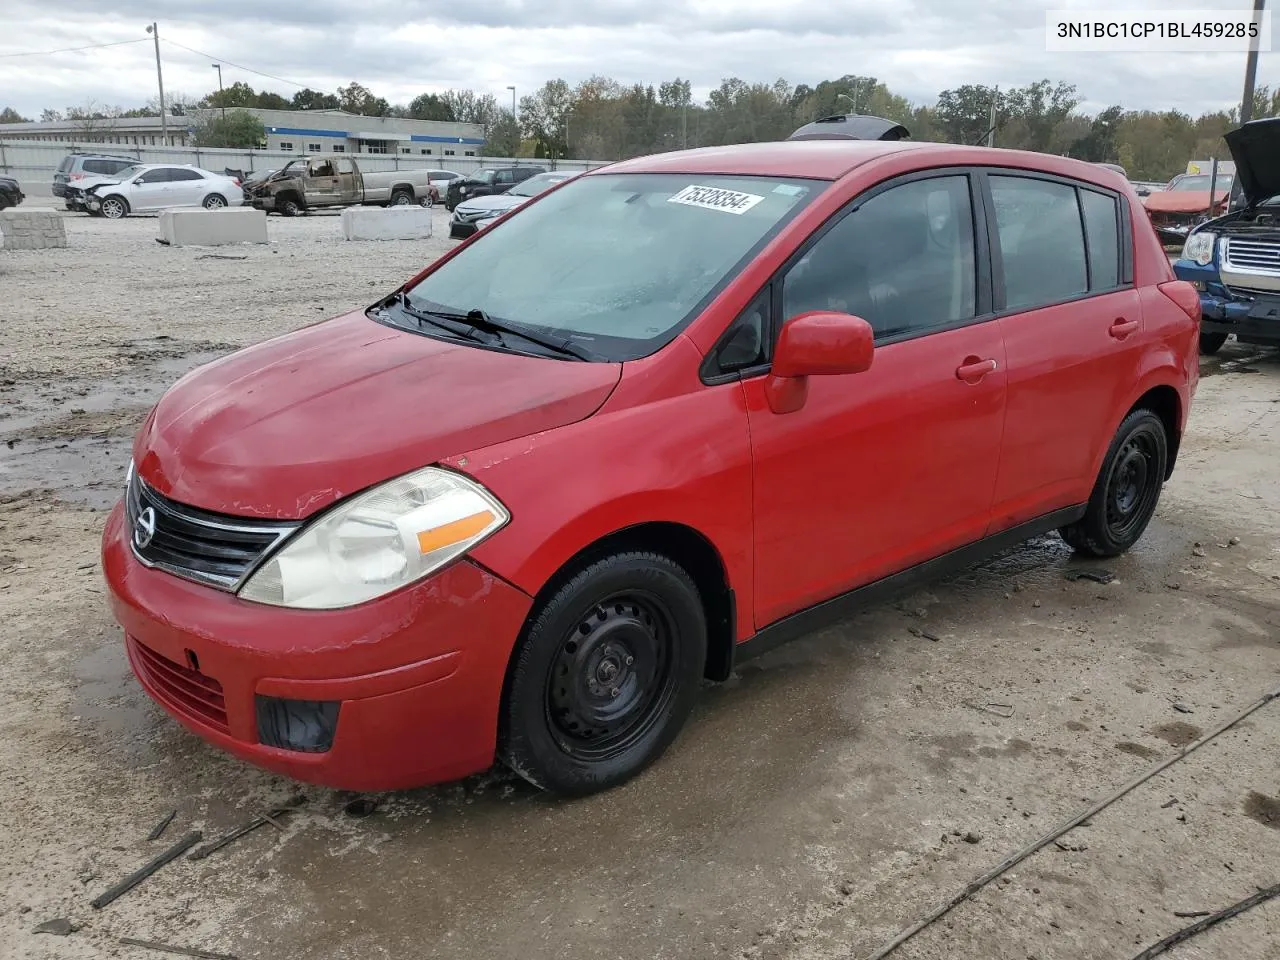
[1199,332,1228,355]
[202,194,227,210]
[389,189,413,206]
[499,552,707,796]
[1059,409,1168,557]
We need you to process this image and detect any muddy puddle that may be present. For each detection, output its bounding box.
[0,345,230,507]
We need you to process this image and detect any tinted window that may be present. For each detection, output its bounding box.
[990,176,1086,310]
[84,159,130,175]
[782,176,976,340]
[57,156,74,173]
[168,168,204,181]
[1080,189,1119,290]
[405,173,820,361]
[138,168,172,183]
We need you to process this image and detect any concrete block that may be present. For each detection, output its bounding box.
[0,208,66,249]
[158,207,267,247]
[341,205,434,241]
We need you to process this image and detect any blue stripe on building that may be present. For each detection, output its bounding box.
[409,134,487,145]
[266,127,485,145]
[267,127,350,138]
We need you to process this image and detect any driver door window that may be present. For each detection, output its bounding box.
[780,176,976,343]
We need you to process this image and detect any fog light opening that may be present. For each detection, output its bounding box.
[255,696,340,753]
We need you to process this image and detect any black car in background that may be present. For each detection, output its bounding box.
[444,165,547,211]
[0,175,24,210]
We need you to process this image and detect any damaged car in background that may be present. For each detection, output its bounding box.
[1173,117,1280,354]
[1143,168,1234,246]
[449,171,575,238]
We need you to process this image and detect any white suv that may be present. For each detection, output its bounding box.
[81,164,246,219]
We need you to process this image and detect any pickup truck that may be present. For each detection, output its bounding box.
[246,155,437,216]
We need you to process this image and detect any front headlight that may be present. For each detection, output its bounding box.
[1182,231,1216,266]
[238,466,509,610]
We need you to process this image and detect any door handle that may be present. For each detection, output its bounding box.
[1109,317,1139,339]
[955,357,998,382]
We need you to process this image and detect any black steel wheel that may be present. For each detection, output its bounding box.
[500,552,706,796]
[1060,409,1168,557]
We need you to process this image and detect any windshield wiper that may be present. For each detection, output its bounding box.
[401,295,599,361]
[380,293,502,346]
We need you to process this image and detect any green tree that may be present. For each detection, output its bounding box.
[194,108,265,148]
[440,89,500,127]
[935,84,1000,145]
[0,107,32,123]
[408,92,455,121]
[291,88,339,111]
[336,82,389,117]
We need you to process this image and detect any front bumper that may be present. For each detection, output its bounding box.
[1173,258,1280,344]
[449,219,480,239]
[250,195,275,211]
[102,502,534,791]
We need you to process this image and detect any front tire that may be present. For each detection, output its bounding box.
[278,197,301,217]
[202,193,227,210]
[1199,332,1228,355]
[99,195,128,219]
[500,552,707,796]
[1059,409,1168,557]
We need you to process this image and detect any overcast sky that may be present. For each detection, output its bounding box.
[0,0,1270,120]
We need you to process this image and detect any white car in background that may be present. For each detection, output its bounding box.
[80,164,246,219]
[449,171,576,238]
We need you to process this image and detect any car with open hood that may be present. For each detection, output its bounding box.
[1172,117,1280,353]
[1143,170,1235,245]
[102,139,1198,797]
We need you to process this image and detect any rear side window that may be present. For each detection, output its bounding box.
[83,159,114,174]
[990,176,1087,311]
[169,169,204,181]
[781,175,977,341]
[1080,189,1120,290]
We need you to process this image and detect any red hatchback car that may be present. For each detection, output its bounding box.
[103,140,1200,796]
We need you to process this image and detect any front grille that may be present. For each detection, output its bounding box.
[1225,237,1280,270]
[130,637,229,733]
[126,471,298,591]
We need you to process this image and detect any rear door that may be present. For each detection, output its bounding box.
[167,168,208,205]
[743,172,1007,626]
[335,157,360,204]
[986,172,1143,528]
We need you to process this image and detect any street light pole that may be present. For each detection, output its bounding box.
[1240,0,1267,124]
[212,63,226,124]
[506,85,517,157]
[145,23,168,145]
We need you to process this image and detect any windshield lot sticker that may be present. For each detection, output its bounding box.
[668,185,765,214]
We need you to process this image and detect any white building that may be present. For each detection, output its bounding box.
[0,108,487,158]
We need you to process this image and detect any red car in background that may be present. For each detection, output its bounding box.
[103,140,1199,797]
[1143,171,1235,245]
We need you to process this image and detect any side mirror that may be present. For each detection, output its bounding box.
[766,311,874,414]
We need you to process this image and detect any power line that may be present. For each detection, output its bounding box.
[0,37,148,58]
[160,37,311,91]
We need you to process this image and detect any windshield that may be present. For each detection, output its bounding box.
[405,173,821,361]
[1172,174,1233,191]
[509,174,565,197]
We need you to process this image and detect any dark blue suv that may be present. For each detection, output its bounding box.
[1172,118,1280,354]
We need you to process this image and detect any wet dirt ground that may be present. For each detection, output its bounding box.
[1,214,1278,960]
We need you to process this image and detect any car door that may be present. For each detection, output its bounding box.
[493,169,516,194]
[128,168,174,211]
[985,173,1144,529]
[166,168,207,205]
[740,172,1007,627]
[334,157,359,204]
[303,159,338,205]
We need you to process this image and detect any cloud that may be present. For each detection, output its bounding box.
[0,0,1262,120]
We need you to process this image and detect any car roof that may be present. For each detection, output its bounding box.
[596,140,1131,189]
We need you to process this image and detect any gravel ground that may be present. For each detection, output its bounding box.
[1,212,1278,960]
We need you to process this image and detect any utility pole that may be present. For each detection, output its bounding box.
[1240,0,1267,124]
[212,63,226,124]
[506,85,517,157]
[145,23,168,146]
[986,86,998,148]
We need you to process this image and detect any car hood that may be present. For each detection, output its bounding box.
[1225,117,1280,207]
[1143,190,1228,214]
[74,174,126,192]
[457,195,527,216]
[134,310,622,519]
